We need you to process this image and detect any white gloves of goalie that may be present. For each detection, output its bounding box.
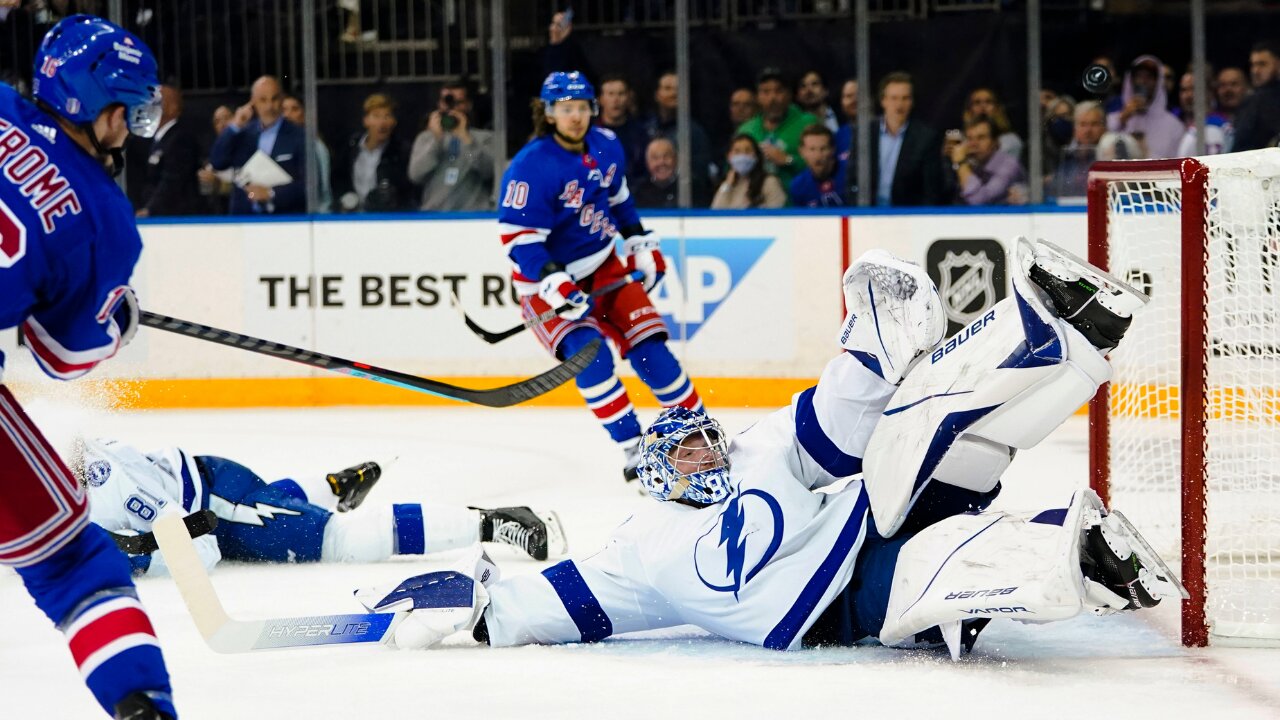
[838,250,945,385]
[356,546,498,650]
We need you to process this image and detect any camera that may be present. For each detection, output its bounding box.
[440,94,458,132]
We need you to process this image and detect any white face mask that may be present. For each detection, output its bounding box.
[729,153,757,174]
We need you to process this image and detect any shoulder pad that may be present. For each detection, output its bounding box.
[592,126,619,142]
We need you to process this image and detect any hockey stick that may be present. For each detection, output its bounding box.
[451,270,644,344]
[152,513,406,653]
[140,311,600,407]
[109,509,218,555]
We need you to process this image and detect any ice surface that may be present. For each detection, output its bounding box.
[3,402,1279,719]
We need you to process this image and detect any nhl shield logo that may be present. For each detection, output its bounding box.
[937,250,996,326]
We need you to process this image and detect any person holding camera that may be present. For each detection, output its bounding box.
[408,79,496,211]
[1106,55,1183,159]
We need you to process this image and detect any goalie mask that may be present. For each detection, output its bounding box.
[637,407,732,506]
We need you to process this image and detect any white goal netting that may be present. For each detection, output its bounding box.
[1096,149,1280,644]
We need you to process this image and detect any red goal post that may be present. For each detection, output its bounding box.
[1086,149,1280,648]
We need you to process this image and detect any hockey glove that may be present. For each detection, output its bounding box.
[109,286,141,349]
[356,570,490,650]
[621,232,666,292]
[538,270,591,321]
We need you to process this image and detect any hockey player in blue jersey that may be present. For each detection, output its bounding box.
[497,71,703,482]
[360,239,1186,656]
[0,15,178,720]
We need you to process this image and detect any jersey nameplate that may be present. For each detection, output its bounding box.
[0,118,82,232]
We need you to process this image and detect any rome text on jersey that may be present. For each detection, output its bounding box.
[0,118,82,233]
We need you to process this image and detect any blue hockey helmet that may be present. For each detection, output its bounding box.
[33,15,162,138]
[637,407,732,506]
[540,71,597,114]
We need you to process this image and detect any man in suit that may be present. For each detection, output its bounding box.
[858,72,945,206]
[134,84,204,217]
[209,75,307,214]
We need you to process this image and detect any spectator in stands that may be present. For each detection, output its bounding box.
[1174,72,1227,157]
[796,70,838,132]
[134,84,204,217]
[790,124,846,207]
[863,71,945,206]
[542,10,593,81]
[737,67,817,189]
[631,137,704,209]
[596,75,647,182]
[835,78,857,163]
[1234,41,1280,151]
[197,105,234,214]
[643,71,714,193]
[729,87,759,128]
[209,75,307,215]
[1041,94,1076,181]
[333,92,413,212]
[1107,55,1183,159]
[408,79,496,211]
[281,94,333,213]
[963,87,1023,160]
[711,134,786,209]
[1216,67,1249,124]
[950,116,1026,206]
[1049,101,1139,201]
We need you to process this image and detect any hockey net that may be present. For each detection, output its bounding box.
[1087,149,1280,647]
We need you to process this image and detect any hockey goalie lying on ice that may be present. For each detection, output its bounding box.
[357,239,1187,658]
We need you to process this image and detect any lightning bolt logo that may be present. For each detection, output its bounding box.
[719,496,749,599]
[209,495,303,527]
[694,489,785,599]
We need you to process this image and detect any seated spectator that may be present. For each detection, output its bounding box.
[596,74,647,182]
[1107,55,1184,159]
[134,84,204,217]
[409,79,496,210]
[790,124,847,207]
[282,93,333,213]
[964,87,1023,160]
[197,105,235,214]
[711,134,786,209]
[1050,101,1139,201]
[1234,41,1280,152]
[334,92,413,212]
[729,87,759,128]
[737,67,818,189]
[835,78,858,163]
[865,71,945,206]
[951,117,1027,206]
[1174,72,1227,157]
[1216,67,1250,127]
[209,75,307,215]
[631,137,707,208]
[796,70,839,132]
[1041,94,1077,180]
[642,71,715,189]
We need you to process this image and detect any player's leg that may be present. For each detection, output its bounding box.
[0,387,176,719]
[872,489,1184,658]
[266,460,381,513]
[861,238,1147,537]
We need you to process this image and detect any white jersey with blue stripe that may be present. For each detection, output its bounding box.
[82,438,220,572]
[484,352,896,650]
[497,127,642,295]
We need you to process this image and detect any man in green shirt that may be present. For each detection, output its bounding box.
[736,67,819,190]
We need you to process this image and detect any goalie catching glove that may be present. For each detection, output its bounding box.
[620,231,666,292]
[838,250,945,385]
[538,268,591,321]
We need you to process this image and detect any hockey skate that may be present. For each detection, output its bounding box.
[326,461,381,512]
[113,692,174,720]
[1079,506,1188,613]
[1020,238,1149,352]
[474,506,568,561]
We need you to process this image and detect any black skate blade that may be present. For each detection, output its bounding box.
[1109,511,1190,600]
[1035,240,1151,306]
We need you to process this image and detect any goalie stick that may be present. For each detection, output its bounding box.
[452,270,644,344]
[140,311,600,407]
[109,509,218,555]
[152,513,406,653]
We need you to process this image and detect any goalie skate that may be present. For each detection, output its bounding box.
[1019,238,1149,351]
[1080,506,1189,613]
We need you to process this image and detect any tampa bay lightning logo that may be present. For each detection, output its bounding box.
[86,460,112,487]
[693,489,784,599]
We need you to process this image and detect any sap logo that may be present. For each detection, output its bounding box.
[694,488,784,599]
[930,308,997,364]
[964,607,1031,615]
[640,237,772,341]
[945,587,1017,600]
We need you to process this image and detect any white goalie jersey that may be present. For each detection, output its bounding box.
[484,353,897,650]
[81,438,221,573]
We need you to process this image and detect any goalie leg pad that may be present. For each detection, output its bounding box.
[878,490,1104,651]
[863,257,1113,537]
